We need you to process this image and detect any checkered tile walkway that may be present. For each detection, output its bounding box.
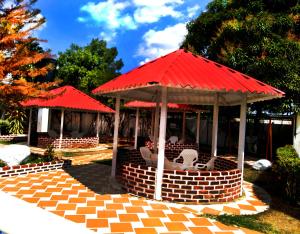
[0,169,267,234]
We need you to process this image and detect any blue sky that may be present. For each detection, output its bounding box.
[33,0,212,72]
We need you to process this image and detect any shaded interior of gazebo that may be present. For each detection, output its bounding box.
[23,85,114,149]
[93,49,284,203]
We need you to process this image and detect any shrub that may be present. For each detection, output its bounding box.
[273,145,300,204]
[0,159,6,167]
[44,144,55,162]
[0,119,9,135]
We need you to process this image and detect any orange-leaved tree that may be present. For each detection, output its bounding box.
[0,0,56,133]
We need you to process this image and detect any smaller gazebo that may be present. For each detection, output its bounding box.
[22,85,114,148]
[124,100,203,150]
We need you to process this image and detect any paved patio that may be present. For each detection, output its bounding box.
[0,163,269,233]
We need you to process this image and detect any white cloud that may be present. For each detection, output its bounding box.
[137,22,187,64]
[133,0,184,23]
[79,0,137,30]
[187,4,200,18]
[3,0,15,8]
[100,31,117,43]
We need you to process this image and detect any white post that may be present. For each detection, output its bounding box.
[59,109,64,149]
[238,96,247,195]
[96,112,100,138]
[154,87,168,200]
[134,108,140,149]
[182,111,186,141]
[27,108,32,146]
[294,113,300,157]
[153,100,160,153]
[111,96,120,177]
[196,111,201,145]
[211,94,219,157]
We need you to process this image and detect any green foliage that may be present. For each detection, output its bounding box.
[44,144,55,162]
[0,159,6,167]
[56,39,123,93]
[183,0,300,112]
[274,145,300,204]
[6,109,26,134]
[0,119,9,134]
[204,214,279,234]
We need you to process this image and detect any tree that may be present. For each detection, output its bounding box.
[182,0,300,113]
[0,0,54,133]
[56,39,123,93]
[0,0,54,107]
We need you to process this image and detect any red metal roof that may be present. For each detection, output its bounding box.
[93,49,284,103]
[124,101,197,111]
[22,86,114,113]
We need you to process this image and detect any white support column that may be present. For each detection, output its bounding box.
[111,96,120,177]
[96,112,100,138]
[27,108,32,146]
[134,108,140,149]
[182,111,186,141]
[238,96,247,195]
[294,113,300,157]
[211,94,219,157]
[154,87,168,200]
[153,100,160,153]
[196,111,201,145]
[59,109,65,149]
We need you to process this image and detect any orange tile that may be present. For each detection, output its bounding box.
[33,192,52,198]
[110,223,133,233]
[189,227,213,234]
[17,189,36,195]
[62,189,79,195]
[112,197,129,203]
[135,228,157,234]
[181,206,198,213]
[2,187,20,192]
[150,204,169,210]
[77,206,96,215]
[141,218,164,227]
[42,181,58,186]
[106,203,124,210]
[213,221,239,231]
[131,200,148,206]
[238,204,257,211]
[87,200,104,207]
[125,206,145,213]
[51,195,69,200]
[86,219,108,228]
[167,214,189,222]
[23,197,40,203]
[57,183,73,188]
[97,210,117,218]
[214,232,234,234]
[169,207,188,214]
[45,187,63,193]
[31,185,47,190]
[247,200,266,206]
[72,185,87,190]
[165,222,188,232]
[65,215,86,223]
[146,210,166,218]
[223,206,241,215]
[95,194,112,200]
[50,210,65,217]
[78,192,95,197]
[119,214,140,222]
[201,207,221,215]
[69,197,87,204]
[190,218,213,226]
[56,203,77,211]
[38,200,58,208]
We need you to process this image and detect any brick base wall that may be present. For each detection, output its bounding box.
[0,160,71,178]
[0,135,27,142]
[38,136,99,148]
[117,149,242,203]
[146,141,199,152]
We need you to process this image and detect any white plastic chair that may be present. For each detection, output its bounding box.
[168,136,178,144]
[173,149,198,170]
[140,147,152,166]
[194,156,217,170]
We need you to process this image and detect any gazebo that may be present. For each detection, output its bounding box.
[23,85,114,148]
[93,49,284,202]
[124,100,203,151]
